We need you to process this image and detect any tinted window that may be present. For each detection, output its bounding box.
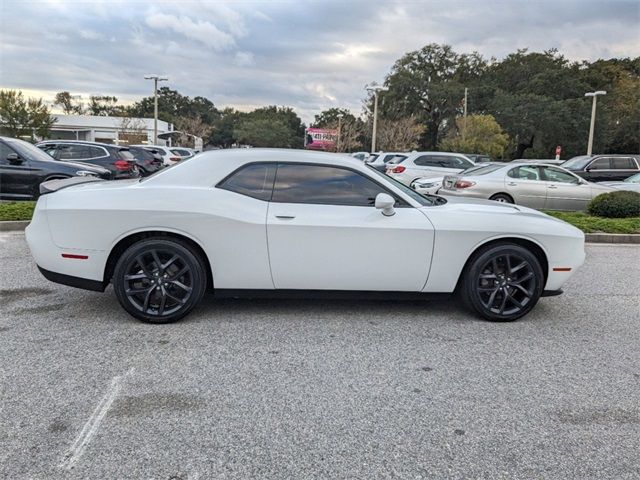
[543,167,579,184]
[0,143,15,165]
[115,149,135,160]
[272,164,388,206]
[57,145,87,160]
[87,146,107,158]
[589,158,610,170]
[508,166,541,180]
[413,155,440,167]
[129,147,154,161]
[610,157,635,169]
[414,155,472,169]
[219,163,276,201]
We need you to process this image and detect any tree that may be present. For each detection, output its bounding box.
[381,43,487,149]
[439,114,509,158]
[209,108,244,148]
[377,117,425,152]
[174,116,213,147]
[128,87,220,125]
[118,117,147,145]
[313,108,364,152]
[234,118,295,147]
[54,91,84,114]
[313,108,354,128]
[0,89,56,140]
[87,95,121,116]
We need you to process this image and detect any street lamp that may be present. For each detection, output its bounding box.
[336,113,344,153]
[584,90,606,155]
[366,83,389,153]
[144,75,168,145]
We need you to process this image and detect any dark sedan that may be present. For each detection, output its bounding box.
[562,154,640,182]
[36,140,139,179]
[0,137,112,201]
[128,146,164,176]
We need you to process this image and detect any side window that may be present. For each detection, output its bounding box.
[507,166,541,180]
[413,155,440,167]
[543,167,579,184]
[218,163,276,201]
[272,164,389,206]
[588,158,610,170]
[611,157,634,170]
[56,145,76,160]
[39,145,58,158]
[86,146,107,159]
[0,143,16,165]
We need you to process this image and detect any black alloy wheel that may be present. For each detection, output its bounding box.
[490,193,514,204]
[461,243,543,321]
[113,238,206,323]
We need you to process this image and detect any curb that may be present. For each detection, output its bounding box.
[1,220,639,244]
[0,221,30,232]
[584,233,640,244]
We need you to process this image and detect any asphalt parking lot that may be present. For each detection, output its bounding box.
[1,231,639,479]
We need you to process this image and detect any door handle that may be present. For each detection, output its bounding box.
[507,182,517,186]
[548,185,558,189]
[275,214,296,219]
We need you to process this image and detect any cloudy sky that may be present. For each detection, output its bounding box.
[1,0,638,122]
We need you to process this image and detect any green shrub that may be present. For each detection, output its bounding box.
[0,201,36,221]
[587,190,640,218]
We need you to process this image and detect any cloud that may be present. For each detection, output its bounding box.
[145,12,236,51]
[79,29,105,41]
[234,51,255,67]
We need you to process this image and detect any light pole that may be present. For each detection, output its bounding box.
[144,75,168,145]
[336,113,343,153]
[366,84,388,153]
[584,90,606,155]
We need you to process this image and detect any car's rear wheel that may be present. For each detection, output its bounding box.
[489,193,514,203]
[460,243,544,322]
[113,238,206,323]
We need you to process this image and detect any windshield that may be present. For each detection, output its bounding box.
[6,138,61,163]
[366,165,441,206]
[624,173,640,183]
[562,156,592,169]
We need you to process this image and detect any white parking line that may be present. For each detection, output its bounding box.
[59,367,134,470]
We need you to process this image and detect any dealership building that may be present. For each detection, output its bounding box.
[47,114,173,146]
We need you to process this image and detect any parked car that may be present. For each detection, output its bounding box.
[598,172,640,193]
[386,152,475,185]
[132,145,185,166]
[0,137,111,201]
[170,147,196,160]
[411,162,504,195]
[439,162,614,211]
[366,152,408,172]
[562,154,640,182]
[127,146,164,176]
[37,140,139,179]
[26,149,585,324]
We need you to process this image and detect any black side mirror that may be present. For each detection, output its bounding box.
[7,153,23,165]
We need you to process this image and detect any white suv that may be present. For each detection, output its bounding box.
[386,152,474,185]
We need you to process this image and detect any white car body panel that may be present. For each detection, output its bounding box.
[26,149,585,298]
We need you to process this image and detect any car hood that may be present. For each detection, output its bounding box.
[598,181,626,187]
[428,194,550,217]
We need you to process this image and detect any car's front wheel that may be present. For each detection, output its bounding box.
[113,238,206,323]
[460,243,544,321]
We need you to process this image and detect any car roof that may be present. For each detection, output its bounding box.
[37,140,125,149]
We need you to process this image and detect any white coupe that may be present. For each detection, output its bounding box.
[26,149,585,324]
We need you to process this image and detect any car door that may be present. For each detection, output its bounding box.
[0,141,35,200]
[610,157,639,181]
[540,166,593,211]
[504,165,547,209]
[266,163,434,291]
[583,157,610,182]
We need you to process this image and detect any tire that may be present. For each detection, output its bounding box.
[460,243,544,322]
[490,193,514,204]
[113,238,207,323]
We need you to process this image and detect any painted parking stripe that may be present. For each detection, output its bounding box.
[59,368,134,470]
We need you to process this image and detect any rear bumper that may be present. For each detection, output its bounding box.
[37,266,106,292]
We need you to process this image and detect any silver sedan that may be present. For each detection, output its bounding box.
[439,162,614,211]
[599,172,640,193]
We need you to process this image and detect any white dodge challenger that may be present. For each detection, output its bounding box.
[26,149,585,324]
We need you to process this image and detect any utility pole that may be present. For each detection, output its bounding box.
[463,87,468,138]
[336,114,343,153]
[584,90,606,155]
[366,84,389,153]
[144,75,168,145]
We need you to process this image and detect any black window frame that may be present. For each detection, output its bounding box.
[216,161,411,207]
